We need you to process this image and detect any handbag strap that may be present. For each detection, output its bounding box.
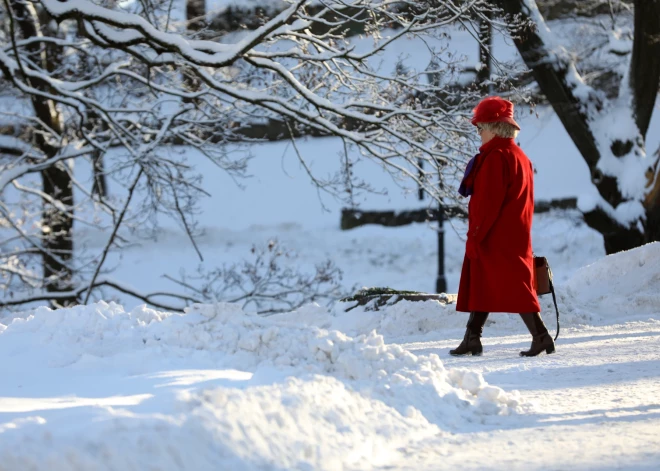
[549,278,560,341]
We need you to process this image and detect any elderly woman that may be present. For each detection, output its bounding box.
[450,97,555,357]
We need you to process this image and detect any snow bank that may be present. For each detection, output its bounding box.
[0,375,443,471]
[2,302,525,421]
[0,302,526,470]
[562,242,660,322]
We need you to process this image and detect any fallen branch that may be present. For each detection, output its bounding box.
[340,287,457,312]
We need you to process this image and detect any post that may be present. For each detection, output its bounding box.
[418,159,425,200]
[436,169,447,294]
[436,200,447,294]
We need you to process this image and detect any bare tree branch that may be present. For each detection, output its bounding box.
[83,167,143,304]
[1,0,495,308]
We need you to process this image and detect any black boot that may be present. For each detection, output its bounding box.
[519,312,555,357]
[450,312,489,356]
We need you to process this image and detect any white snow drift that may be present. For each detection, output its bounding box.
[0,300,524,471]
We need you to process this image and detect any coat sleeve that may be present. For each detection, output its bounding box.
[468,150,509,245]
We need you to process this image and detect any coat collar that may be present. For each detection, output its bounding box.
[478,136,515,155]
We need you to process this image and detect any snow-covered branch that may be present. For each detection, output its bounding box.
[1,0,495,307]
[5,0,481,193]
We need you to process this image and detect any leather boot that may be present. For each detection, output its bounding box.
[450,312,489,356]
[519,312,555,356]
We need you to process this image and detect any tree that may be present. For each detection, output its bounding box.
[2,0,76,304]
[496,0,660,253]
[0,0,490,310]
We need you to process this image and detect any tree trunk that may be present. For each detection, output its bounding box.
[92,152,108,199]
[477,11,493,86]
[85,110,108,199]
[183,0,207,100]
[41,164,75,299]
[10,0,76,305]
[186,0,206,31]
[629,0,660,138]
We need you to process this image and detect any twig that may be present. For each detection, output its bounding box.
[83,167,143,304]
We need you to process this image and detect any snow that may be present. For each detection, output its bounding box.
[565,242,660,321]
[2,243,660,469]
[0,300,525,470]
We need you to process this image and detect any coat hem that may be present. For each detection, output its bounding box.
[456,307,541,314]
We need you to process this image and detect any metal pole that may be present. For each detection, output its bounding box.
[418,159,425,200]
[436,201,447,294]
[436,171,447,294]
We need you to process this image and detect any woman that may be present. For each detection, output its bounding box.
[450,96,555,357]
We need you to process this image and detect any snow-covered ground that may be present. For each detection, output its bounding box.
[1,243,660,470]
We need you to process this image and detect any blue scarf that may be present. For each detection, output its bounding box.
[458,137,511,197]
[458,154,480,197]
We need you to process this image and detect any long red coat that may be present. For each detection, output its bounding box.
[456,136,540,314]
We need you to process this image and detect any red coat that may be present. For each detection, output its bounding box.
[456,137,540,314]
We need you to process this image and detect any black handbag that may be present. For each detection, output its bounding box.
[534,256,560,341]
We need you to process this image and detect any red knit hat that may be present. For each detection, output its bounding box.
[470,96,521,130]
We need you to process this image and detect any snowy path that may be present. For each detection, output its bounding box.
[397,321,660,470]
[2,314,658,470]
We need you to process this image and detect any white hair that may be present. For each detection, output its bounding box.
[480,121,519,139]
